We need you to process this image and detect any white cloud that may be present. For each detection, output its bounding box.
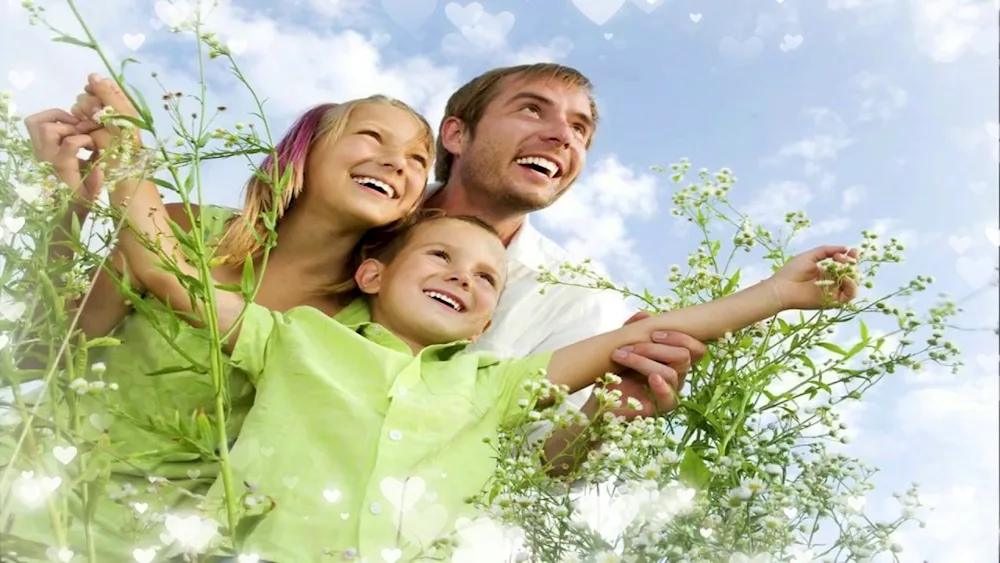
[841,185,867,210]
[867,217,921,249]
[909,0,997,63]
[766,108,853,178]
[536,155,659,285]
[741,181,813,225]
[799,217,852,240]
[848,71,909,121]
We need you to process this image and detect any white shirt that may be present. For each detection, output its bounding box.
[424,183,634,411]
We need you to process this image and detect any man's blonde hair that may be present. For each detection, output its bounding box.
[433,63,598,183]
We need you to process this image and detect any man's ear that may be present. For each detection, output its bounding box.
[468,318,493,343]
[438,116,468,158]
[354,259,384,296]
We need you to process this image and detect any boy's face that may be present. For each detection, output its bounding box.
[357,219,508,346]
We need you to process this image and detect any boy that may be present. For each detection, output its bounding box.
[141,211,854,561]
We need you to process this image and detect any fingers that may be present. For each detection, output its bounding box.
[622,310,652,326]
[652,330,707,362]
[612,341,691,379]
[23,108,79,131]
[806,245,850,262]
[87,74,136,117]
[72,93,103,122]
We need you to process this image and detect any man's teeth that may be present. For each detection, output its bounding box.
[515,156,558,178]
[424,291,462,311]
[353,176,396,198]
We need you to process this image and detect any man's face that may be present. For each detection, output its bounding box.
[448,76,594,215]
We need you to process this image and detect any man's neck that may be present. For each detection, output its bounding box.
[423,180,526,247]
[258,204,365,291]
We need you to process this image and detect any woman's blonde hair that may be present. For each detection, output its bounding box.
[215,95,435,267]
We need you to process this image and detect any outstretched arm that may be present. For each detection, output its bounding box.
[544,246,859,397]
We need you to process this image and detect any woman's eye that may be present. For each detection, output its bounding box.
[430,250,448,260]
[361,130,381,141]
[410,154,427,166]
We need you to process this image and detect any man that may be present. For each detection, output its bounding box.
[421,63,707,471]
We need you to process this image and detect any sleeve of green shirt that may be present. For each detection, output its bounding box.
[492,352,555,424]
[229,302,277,385]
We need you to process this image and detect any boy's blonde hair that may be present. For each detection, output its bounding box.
[216,96,435,267]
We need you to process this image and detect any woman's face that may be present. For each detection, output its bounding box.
[303,102,431,230]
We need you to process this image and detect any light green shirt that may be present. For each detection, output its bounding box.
[207,298,550,562]
[0,206,255,560]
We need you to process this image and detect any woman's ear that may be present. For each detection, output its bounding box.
[354,259,384,296]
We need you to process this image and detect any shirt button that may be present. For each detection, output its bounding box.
[369,502,382,514]
[389,429,403,441]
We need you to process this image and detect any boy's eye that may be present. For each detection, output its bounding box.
[478,273,496,286]
[430,250,448,260]
[410,154,427,166]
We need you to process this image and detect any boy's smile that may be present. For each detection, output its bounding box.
[356,217,508,352]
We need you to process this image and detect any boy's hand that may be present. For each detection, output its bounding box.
[768,245,860,310]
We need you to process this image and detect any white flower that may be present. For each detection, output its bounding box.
[91,362,107,374]
[68,378,89,394]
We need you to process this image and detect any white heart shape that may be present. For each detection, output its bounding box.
[123,33,146,50]
[690,13,702,22]
[783,507,797,518]
[700,527,713,538]
[282,476,299,489]
[604,33,613,40]
[89,413,113,431]
[237,554,260,563]
[52,446,77,465]
[3,214,25,234]
[76,147,93,160]
[8,70,35,91]
[132,548,156,563]
[323,489,341,503]
[985,227,1000,247]
[380,476,425,513]
[381,548,401,563]
[187,469,201,479]
[949,235,972,254]
[847,495,866,511]
[134,502,148,514]
[228,39,247,54]
[0,333,9,350]
[340,512,349,520]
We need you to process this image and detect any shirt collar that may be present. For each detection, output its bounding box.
[336,297,477,361]
[422,182,547,273]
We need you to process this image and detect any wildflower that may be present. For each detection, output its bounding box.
[68,378,89,394]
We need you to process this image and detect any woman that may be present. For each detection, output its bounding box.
[6,74,434,559]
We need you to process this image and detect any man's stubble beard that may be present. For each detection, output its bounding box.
[457,140,566,218]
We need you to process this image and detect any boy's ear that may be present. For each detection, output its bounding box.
[467,318,493,343]
[354,259,384,296]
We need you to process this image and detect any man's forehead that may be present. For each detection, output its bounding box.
[494,75,592,113]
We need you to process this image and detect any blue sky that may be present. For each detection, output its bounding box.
[1,0,998,561]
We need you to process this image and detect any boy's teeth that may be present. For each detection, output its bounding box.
[353,176,395,198]
[424,291,461,311]
[515,156,558,178]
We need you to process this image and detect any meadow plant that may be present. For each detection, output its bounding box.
[0,2,966,562]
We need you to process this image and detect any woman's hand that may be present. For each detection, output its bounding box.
[769,245,860,310]
[70,74,143,172]
[23,108,103,204]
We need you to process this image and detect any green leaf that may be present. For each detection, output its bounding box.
[52,36,94,49]
[816,342,847,356]
[678,447,712,490]
[860,320,869,342]
[233,512,270,547]
[145,364,197,376]
[721,270,741,296]
[241,256,257,296]
[215,283,242,293]
[119,57,140,78]
[84,336,122,349]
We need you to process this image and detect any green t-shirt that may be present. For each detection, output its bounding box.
[0,205,256,560]
[201,299,551,562]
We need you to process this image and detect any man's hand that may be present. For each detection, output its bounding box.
[587,310,706,419]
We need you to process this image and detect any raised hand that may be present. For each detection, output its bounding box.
[23,108,103,203]
[70,74,143,171]
[769,245,860,310]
